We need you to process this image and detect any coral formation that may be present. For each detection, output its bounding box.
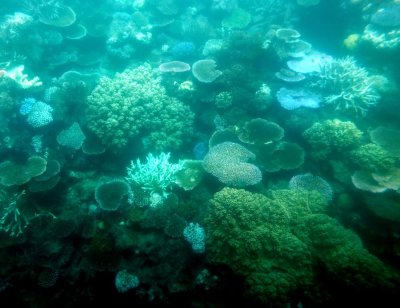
[126,153,182,202]
[314,57,380,115]
[238,118,284,145]
[303,119,363,159]
[86,64,194,150]
[56,122,86,150]
[0,0,399,305]
[95,179,133,211]
[206,188,395,305]
[0,157,47,186]
[203,142,262,187]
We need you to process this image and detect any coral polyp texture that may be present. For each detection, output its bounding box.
[85,64,194,150]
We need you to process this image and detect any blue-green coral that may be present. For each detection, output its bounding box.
[85,64,194,150]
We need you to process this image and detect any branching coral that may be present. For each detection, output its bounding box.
[314,56,380,116]
[126,153,182,206]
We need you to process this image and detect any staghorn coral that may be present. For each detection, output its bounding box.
[126,153,182,205]
[313,57,380,116]
[0,190,28,237]
[85,64,194,150]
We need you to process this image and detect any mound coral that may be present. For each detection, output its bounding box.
[350,143,396,173]
[206,188,396,305]
[85,64,194,150]
[303,119,363,159]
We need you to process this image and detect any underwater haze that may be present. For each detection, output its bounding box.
[1,0,400,306]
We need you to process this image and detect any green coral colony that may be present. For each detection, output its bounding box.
[0,0,399,306]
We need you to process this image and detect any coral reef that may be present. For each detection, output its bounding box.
[0,0,399,306]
